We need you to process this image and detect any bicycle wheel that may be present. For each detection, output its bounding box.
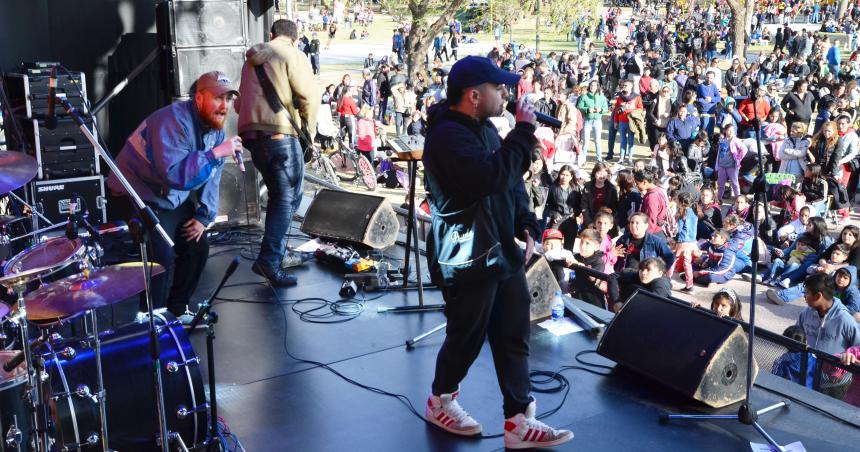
[356,155,377,191]
[308,157,340,188]
[329,150,358,181]
[321,155,339,186]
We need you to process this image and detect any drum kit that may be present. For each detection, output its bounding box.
[0,151,208,451]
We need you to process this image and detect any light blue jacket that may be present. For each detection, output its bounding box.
[795,299,860,355]
[107,100,225,224]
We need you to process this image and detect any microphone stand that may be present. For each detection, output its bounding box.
[660,83,791,451]
[57,96,175,451]
[188,257,240,452]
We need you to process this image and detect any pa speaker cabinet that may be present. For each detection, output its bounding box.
[28,175,107,230]
[597,290,758,408]
[301,190,398,249]
[526,255,560,321]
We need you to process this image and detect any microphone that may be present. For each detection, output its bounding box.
[234,149,245,173]
[505,100,562,128]
[65,198,79,240]
[45,66,58,130]
[188,256,240,330]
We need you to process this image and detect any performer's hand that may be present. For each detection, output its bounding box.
[516,97,537,126]
[519,229,534,262]
[181,219,206,242]
[213,135,243,159]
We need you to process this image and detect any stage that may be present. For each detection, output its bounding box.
[151,231,860,452]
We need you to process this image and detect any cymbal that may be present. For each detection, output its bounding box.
[22,262,165,323]
[0,151,38,195]
[0,263,67,289]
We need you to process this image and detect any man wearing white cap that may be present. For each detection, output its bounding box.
[108,70,241,321]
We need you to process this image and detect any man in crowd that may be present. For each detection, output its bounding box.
[107,71,239,320]
[237,19,321,286]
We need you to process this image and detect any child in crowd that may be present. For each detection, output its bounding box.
[593,211,617,273]
[794,273,860,355]
[608,257,672,312]
[652,133,671,177]
[687,131,709,175]
[693,229,747,286]
[674,192,699,293]
[696,186,723,239]
[355,105,379,164]
[771,325,816,388]
[833,267,860,322]
[762,234,818,287]
[570,229,608,309]
[835,345,860,406]
[711,288,744,320]
[715,123,747,200]
[807,243,850,276]
[726,195,751,221]
[800,163,828,206]
[776,205,811,246]
[540,228,574,291]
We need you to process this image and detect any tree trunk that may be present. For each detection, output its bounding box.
[728,0,754,59]
[838,0,850,20]
[405,0,469,82]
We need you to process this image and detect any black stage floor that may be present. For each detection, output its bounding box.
[171,240,860,452]
[93,236,860,451]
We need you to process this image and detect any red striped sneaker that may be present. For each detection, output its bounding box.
[503,400,573,449]
[425,390,482,436]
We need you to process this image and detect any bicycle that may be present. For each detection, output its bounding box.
[306,144,340,187]
[328,138,377,191]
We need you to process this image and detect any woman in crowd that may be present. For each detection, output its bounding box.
[545,165,582,251]
[580,162,618,228]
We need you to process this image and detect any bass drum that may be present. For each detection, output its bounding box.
[45,312,206,451]
[0,350,33,452]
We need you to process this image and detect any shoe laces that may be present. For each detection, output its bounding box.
[519,415,555,435]
[441,399,472,423]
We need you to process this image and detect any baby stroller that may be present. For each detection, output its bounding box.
[316,103,340,150]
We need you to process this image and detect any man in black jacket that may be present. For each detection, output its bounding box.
[608,257,673,312]
[422,56,573,449]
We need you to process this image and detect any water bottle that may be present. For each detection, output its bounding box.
[551,291,565,323]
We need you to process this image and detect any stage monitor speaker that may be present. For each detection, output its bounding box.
[526,255,560,321]
[301,190,399,249]
[214,153,261,226]
[597,290,758,408]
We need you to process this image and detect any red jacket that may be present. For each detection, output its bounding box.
[612,93,643,123]
[337,95,359,116]
[737,98,770,126]
[641,186,668,235]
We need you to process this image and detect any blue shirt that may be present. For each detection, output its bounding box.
[107,100,225,225]
[696,82,721,114]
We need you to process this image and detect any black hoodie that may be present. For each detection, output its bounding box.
[423,102,540,284]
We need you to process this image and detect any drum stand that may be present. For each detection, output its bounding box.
[86,309,109,451]
[8,282,50,452]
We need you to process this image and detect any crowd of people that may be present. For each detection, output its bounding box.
[303,1,860,410]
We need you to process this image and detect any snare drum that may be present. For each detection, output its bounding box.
[45,312,206,451]
[2,237,85,290]
[0,350,33,452]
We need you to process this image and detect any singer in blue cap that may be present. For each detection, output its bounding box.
[421,56,573,449]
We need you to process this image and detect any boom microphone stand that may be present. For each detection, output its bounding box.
[57,97,176,452]
[660,83,791,451]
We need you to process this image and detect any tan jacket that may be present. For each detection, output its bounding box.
[236,37,320,137]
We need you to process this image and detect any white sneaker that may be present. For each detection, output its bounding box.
[425,390,482,436]
[504,400,573,449]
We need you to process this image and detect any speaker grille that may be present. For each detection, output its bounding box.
[173,1,246,48]
[174,46,245,97]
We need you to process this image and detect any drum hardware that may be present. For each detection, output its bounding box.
[60,433,100,452]
[166,432,189,452]
[5,420,22,448]
[39,345,76,361]
[5,191,55,229]
[165,357,199,374]
[176,403,209,420]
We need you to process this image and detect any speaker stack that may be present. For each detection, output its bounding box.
[156,0,267,226]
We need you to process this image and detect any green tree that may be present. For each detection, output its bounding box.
[726,0,754,59]
[402,0,470,81]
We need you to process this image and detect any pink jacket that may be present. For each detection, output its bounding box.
[356,118,376,152]
[716,137,747,168]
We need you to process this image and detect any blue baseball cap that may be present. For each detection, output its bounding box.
[447,56,520,89]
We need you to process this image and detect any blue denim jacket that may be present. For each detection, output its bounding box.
[107,100,225,224]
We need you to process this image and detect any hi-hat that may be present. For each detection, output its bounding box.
[21,262,165,323]
[0,151,38,195]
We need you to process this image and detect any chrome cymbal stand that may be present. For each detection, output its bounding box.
[86,309,109,451]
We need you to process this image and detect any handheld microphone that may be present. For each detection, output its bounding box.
[506,100,563,129]
[45,66,58,130]
[65,198,79,240]
[234,149,245,173]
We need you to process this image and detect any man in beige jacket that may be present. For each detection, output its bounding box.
[237,19,321,286]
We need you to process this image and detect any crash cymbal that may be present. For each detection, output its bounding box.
[0,151,38,195]
[22,262,165,322]
[0,263,66,289]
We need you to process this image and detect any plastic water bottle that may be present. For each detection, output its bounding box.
[551,291,565,323]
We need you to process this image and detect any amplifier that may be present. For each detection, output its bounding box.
[2,71,88,119]
[28,175,107,230]
[15,117,100,179]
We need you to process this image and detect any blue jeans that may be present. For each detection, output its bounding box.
[780,255,817,285]
[395,111,407,136]
[775,283,805,303]
[247,136,304,273]
[618,121,634,162]
[581,119,603,161]
[606,119,618,158]
[701,114,715,136]
[762,258,800,281]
